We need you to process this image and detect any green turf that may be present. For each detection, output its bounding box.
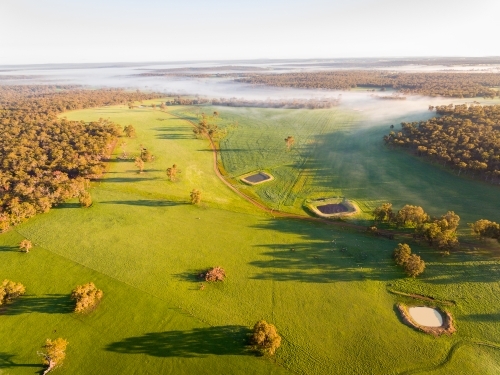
[0,101,499,374]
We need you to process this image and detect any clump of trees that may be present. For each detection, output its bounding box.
[39,338,68,375]
[250,320,281,356]
[0,279,26,305]
[71,282,103,313]
[190,189,202,205]
[393,243,426,277]
[373,203,460,249]
[201,266,226,282]
[193,118,225,140]
[19,239,33,253]
[0,85,161,232]
[469,219,500,241]
[384,104,500,183]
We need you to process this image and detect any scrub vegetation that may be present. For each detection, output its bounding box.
[1,97,499,375]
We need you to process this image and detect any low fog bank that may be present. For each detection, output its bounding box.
[1,62,499,126]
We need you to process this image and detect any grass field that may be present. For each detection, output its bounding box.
[0,101,499,374]
[173,105,500,228]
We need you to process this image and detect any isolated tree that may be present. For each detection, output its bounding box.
[373,203,393,222]
[284,136,295,150]
[403,254,426,277]
[19,239,33,253]
[190,189,202,205]
[134,157,145,173]
[71,282,103,313]
[119,141,128,159]
[213,111,219,118]
[0,279,26,305]
[140,148,153,162]
[393,243,411,266]
[202,266,226,282]
[166,164,179,181]
[159,102,166,111]
[251,320,281,356]
[39,338,68,375]
[151,103,156,109]
[78,191,92,208]
[123,124,136,137]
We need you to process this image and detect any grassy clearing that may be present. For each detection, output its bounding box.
[0,101,499,374]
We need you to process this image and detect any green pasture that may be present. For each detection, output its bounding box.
[0,101,499,374]
[173,105,500,228]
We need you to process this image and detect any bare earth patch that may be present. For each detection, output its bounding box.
[397,304,456,336]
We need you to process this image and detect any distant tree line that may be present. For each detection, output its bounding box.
[236,71,500,98]
[0,85,161,232]
[209,97,340,109]
[164,96,340,109]
[384,104,500,184]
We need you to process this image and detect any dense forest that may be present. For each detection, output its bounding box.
[0,85,160,232]
[384,104,500,183]
[236,71,500,98]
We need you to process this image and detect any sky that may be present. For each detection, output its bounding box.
[1,0,500,65]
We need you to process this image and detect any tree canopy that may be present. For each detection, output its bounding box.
[0,85,160,232]
[250,320,281,356]
[384,104,500,183]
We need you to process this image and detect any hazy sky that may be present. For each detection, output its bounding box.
[1,0,500,65]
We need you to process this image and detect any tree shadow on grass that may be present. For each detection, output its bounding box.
[0,294,73,315]
[0,245,19,252]
[101,200,187,207]
[52,202,81,209]
[248,218,403,283]
[174,269,206,283]
[0,352,44,370]
[461,313,500,322]
[104,176,160,183]
[105,326,252,358]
